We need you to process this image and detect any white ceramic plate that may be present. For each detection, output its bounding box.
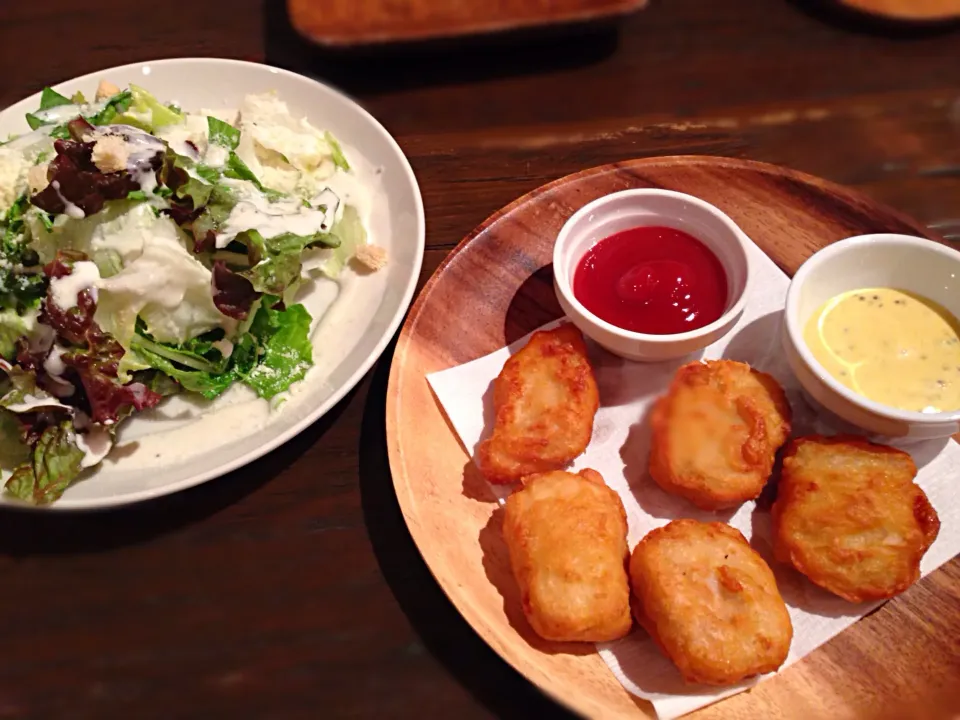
[0,58,425,509]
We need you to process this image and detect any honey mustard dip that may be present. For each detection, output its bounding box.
[804,288,960,413]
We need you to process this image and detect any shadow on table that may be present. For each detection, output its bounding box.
[0,387,356,557]
[503,265,564,346]
[358,341,576,719]
[262,0,619,96]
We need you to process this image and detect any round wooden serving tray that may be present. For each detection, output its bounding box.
[386,157,958,719]
[837,0,960,22]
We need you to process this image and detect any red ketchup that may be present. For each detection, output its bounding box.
[573,226,728,335]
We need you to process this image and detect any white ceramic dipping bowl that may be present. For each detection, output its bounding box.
[783,233,960,440]
[553,189,752,361]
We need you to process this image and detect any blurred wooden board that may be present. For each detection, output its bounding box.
[287,0,649,46]
[837,0,960,21]
[386,156,959,719]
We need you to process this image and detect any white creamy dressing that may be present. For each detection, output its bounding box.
[76,426,113,468]
[162,135,199,160]
[119,126,164,195]
[43,344,67,376]
[215,180,339,248]
[50,260,100,310]
[204,143,229,168]
[177,141,201,161]
[4,393,71,413]
[50,180,85,219]
[156,113,208,159]
[32,100,107,125]
[313,188,341,222]
[322,169,370,224]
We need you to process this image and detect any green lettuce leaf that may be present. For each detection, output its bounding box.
[87,90,133,126]
[315,204,366,279]
[2,194,31,253]
[36,208,54,232]
[39,87,72,111]
[0,363,71,416]
[115,343,152,383]
[0,309,30,360]
[114,85,182,131]
[0,409,29,469]
[190,184,238,249]
[188,153,283,202]
[206,117,281,194]
[127,329,233,399]
[238,229,338,296]
[0,268,46,310]
[136,369,182,398]
[208,116,240,150]
[131,331,228,373]
[158,146,191,189]
[130,346,235,399]
[224,152,262,186]
[206,125,282,198]
[0,194,47,310]
[156,149,238,249]
[176,177,214,208]
[129,300,314,401]
[4,421,85,505]
[30,89,133,137]
[194,165,221,184]
[241,301,313,399]
[325,131,350,171]
[25,88,74,129]
[156,146,217,187]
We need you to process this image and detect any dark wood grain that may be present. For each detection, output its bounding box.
[387,157,960,719]
[1,0,959,718]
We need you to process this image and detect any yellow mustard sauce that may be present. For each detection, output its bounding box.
[803,287,960,413]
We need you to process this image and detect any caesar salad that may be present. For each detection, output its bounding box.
[0,80,387,504]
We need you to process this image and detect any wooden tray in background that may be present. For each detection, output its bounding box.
[287,0,649,46]
[386,157,959,719]
[837,0,960,21]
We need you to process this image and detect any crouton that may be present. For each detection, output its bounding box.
[96,79,121,101]
[91,136,130,174]
[352,244,388,272]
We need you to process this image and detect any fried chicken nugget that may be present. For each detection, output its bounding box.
[477,324,599,484]
[649,360,791,510]
[502,469,632,642]
[629,519,793,685]
[771,435,940,603]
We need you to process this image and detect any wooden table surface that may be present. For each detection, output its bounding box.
[1,1,958,718]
